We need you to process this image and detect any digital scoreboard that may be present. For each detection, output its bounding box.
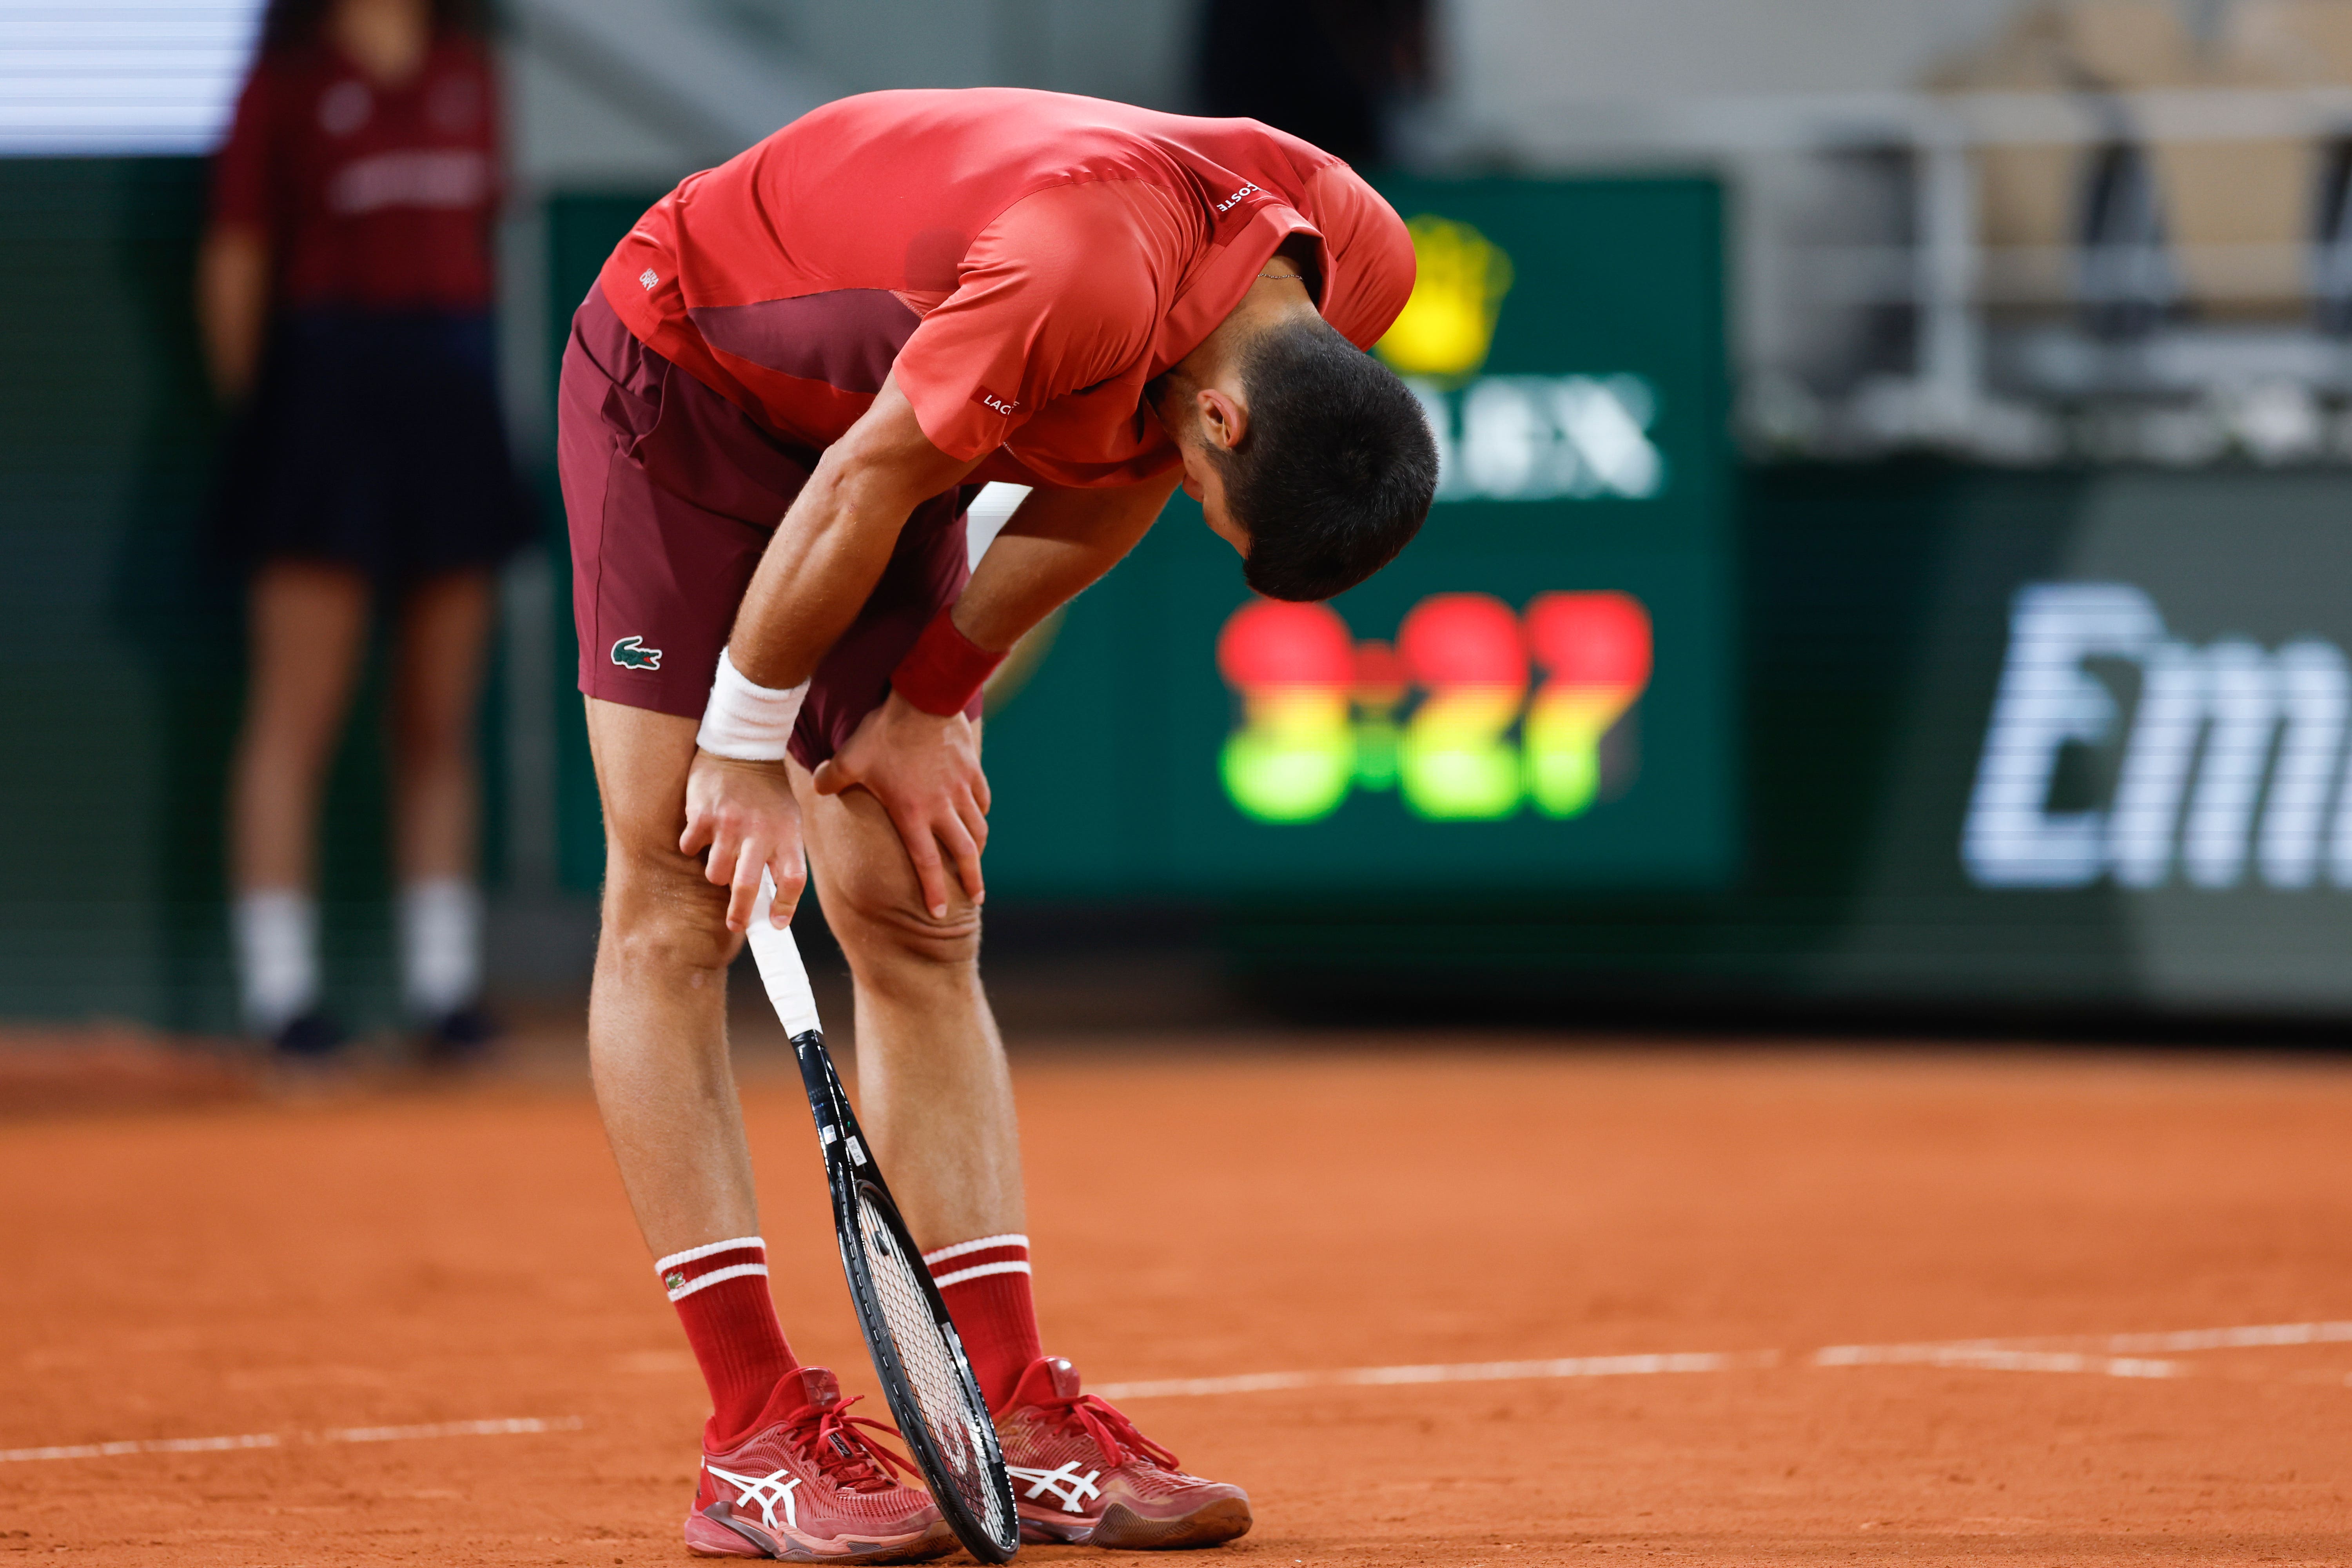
[979,177,1739,897]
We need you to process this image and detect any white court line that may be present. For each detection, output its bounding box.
[1095,1351,1765,1401]
[15,1318,2351,1459]
[2029,1320,2352,1355]
[1098,1318,2352,1401]
[1,1416,582,1465]
[1812,1346,2186,1377]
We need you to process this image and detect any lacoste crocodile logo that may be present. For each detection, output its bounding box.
[611,635,663,670]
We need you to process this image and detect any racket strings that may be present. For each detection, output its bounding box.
[855,1189,1015,1546]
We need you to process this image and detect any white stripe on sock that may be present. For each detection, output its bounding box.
[929,1260,1032,1290]
[655,1236,766,1272]
[920,1233,1029,1266]
[665,1263,769,1301]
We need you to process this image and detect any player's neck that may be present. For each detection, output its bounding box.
[1175,280,1321,388]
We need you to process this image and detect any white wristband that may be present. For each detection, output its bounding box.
[696,647,809,761]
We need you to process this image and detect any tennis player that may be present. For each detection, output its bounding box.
[559,88,1434,1561]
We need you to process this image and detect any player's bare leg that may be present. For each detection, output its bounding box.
[583,697,760,1256]
[584,696,951,1562]
[787,753,1024,1250]
[793,752,1249,1548]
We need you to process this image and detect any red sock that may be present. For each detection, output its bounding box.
[657,1236,800,1449]
[925,1233,1042,1411]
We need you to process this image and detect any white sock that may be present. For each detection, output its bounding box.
[234,889,318,1036]
[400,877,482,1019]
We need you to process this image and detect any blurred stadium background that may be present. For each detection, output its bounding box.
[9,0,2352,1037]
[13,8,2352,1564]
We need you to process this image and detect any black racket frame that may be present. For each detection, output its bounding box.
[793,1025,1020,1564]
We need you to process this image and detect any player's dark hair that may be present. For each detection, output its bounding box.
[1213,317,1438,603]
[260,0,486,52]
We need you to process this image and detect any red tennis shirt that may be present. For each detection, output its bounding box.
[212,36,501,311]
[597,89,1415,489]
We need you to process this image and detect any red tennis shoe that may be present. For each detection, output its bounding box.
[993,1357,1252,1549]
[685,1367,957,1562]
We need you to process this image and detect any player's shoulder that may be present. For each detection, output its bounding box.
[1298,164,1414,349]
[988,177,1196,246]
[1302,159,1406,238]
[971,181,1187,319]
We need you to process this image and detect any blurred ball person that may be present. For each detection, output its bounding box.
[199,0,531,1056]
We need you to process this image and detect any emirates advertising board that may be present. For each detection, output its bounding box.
[979,178,1738,895]
[1822,469,2352,1010]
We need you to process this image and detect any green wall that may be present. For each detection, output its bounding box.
[0,159,525,1029]
[0,159,240,1025]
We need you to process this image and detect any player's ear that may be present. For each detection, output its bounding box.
[1196,385,1247,454]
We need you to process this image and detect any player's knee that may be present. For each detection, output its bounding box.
[600,844,741,977]
[829,874,980,978]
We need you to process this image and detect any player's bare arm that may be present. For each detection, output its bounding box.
[678,376,980,935]
[811,475,1184,919]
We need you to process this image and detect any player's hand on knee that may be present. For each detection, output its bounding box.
[680,750,806,932]
[810,691,989,922]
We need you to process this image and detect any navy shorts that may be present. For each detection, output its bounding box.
[215,309,535,585]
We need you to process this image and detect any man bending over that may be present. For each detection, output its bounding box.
[557,87,1436,1562]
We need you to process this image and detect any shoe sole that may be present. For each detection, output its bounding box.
[1020,1496,1253,1551]
[688,1508,959,1563]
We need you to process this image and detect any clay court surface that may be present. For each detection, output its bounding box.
[5,1017,2351,1566]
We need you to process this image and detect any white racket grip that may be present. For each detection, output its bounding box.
[745,873,822,1037]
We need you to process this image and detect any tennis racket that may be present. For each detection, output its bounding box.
[746,884,1020,1564]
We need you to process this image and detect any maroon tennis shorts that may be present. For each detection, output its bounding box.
[557,285,977,768]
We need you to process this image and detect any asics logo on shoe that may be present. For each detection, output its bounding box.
[705,1461,804,1533]
[1008,1461,1103,1513]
